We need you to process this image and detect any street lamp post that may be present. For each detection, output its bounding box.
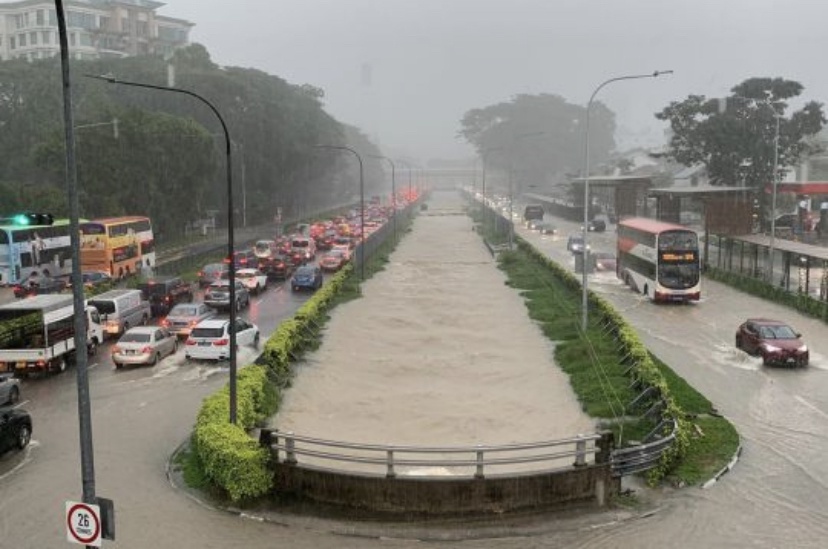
[87,73,241,424]
[315,144,365,279]
[581,70,673,332]
[367,154,397,240]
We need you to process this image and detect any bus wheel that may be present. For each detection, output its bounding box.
[88,340,98,356]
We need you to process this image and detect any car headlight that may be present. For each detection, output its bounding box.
[798,345,808,353]
[762,344,781,353]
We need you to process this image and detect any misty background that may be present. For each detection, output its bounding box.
[164,0,828,163]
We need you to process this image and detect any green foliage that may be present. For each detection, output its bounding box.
[0,45,388,241]
[656,77,825,196]
[459,93,616,185]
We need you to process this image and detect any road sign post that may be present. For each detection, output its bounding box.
[66,501,101,547]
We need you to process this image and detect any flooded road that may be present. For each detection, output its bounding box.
[4,191,828,548]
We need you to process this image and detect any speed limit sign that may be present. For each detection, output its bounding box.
[66,501,101,547]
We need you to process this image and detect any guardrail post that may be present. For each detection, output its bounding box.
[573,434,587,467]
[258,428,277,461]
[596,430,614,464]
[285,432,297,465]
[475,446,484,479]
[386,449,396,478]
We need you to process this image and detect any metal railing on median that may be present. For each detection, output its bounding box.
[610,417,677,477]
[262,429,607,479]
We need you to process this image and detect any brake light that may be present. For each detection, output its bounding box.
[161,319,169,327]
[141,346,153,354]
[112,346,121,354]
[213,338,229,346]
[185,338,196,346]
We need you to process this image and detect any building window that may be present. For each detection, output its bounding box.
[19,34,26,47]
[10,36,15,50]
[42,31,50,45]
[30,32,37,45]
[36,10,44,26]
[79,33,93,47]
[69,33,75,47]
[49,10,57,26]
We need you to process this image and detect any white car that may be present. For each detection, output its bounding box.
[0,373,21,405]
[331,243,352,261]
[236,268,268,294]
[184,318,260,362]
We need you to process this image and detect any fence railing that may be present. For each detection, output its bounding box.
[261,429,608,479]
[610,418,677,477]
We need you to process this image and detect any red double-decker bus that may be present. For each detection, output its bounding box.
[617,217,701,302]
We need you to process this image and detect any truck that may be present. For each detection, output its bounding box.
[523,204,545,222]
[0,294,103,376]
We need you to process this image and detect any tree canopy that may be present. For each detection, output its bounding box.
[0,44,386,240]
[656,77,826,191]
[458,93,616,189]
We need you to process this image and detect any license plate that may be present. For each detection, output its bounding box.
[198,341,211,346]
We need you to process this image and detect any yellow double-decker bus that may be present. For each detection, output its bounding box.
[80,216,155,279]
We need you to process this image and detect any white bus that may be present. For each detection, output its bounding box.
[617,217,701,303]
[0,219,76,286]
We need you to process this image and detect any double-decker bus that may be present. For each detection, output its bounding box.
[79,216,155,279]
[0,219,77,286]
[617,217,701,302]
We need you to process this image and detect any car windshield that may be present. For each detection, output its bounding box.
[760,325,798,339]
[119,332,151,343]
[87,300,115,314]
[170,306,197,316]
[191,327,225,339]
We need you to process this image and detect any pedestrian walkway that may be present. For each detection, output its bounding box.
[273,189,593,470]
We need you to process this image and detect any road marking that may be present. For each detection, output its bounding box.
[794,395,828,421]
[0,441,37,482]
[88,362,99,371]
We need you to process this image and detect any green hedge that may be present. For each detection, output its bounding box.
[515,237,691,484]
[190,265,352,502]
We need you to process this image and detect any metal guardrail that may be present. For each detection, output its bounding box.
[610,418,678,477]
[263,430,605,479]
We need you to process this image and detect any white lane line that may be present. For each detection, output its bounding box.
[794,395,828,421]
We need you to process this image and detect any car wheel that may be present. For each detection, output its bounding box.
[253,333,260,349]
[16,425,31,450]
[150,353,160,366]
[762,354,771,366]
[735,335,741,350]
[172,341,179,354]
[88,339,98,356]
[255,284,261,295]
[8,386,19,405]
[799,356,809,368]
[54,357,67,373]
[114,362,122,370]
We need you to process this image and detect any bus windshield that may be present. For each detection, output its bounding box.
[658,231,698,250]
[658,263,700,289]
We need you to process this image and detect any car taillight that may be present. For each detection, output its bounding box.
[111,346,120,354]
[185,338,196,346]
[161,319,169,327]
[189,320,198,326]
[197,271,204,277]
[141,346,153,354]
[213,338,229,346]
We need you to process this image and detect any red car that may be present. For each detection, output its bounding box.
[735,318,809,367]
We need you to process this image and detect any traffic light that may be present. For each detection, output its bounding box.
[11,213,54,226]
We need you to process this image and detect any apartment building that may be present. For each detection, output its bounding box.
[0,0,193,61]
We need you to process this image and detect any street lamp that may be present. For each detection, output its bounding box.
[367,154,397,241]
[86,73,241,424]
[581,70,673,332]
[315,144,365,280]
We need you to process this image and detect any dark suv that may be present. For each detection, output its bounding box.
[137,276,194,317]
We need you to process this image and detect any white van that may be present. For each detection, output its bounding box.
[87,289,151,338]
[291,236,316,261]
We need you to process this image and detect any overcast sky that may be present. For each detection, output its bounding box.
[162,0,828,163]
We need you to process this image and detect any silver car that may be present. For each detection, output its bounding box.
[0,373,20,405]
[162,303,216,337]
[112,326,178,368]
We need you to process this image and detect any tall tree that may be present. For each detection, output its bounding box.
[459,93,616,190]
[656,77,825,194]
